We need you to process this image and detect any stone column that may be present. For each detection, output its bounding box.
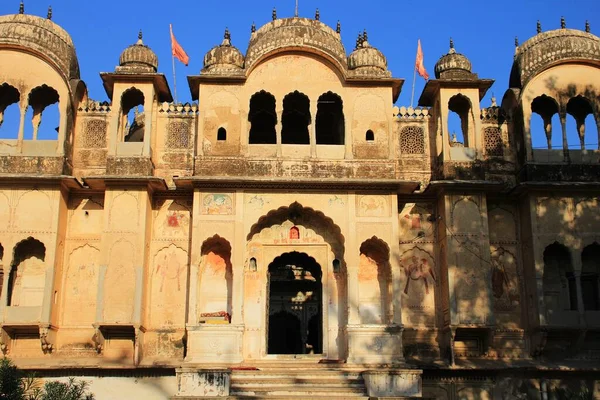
[95,265,108,323]
[560,112,569,161]
[543,114,552,150]
[347,193,359,324]
[17,104,26,152]
[310,101,317,158]
[231,190,245,325]
[576,116,585,150]
[571,251,585,325]
[276,111,282,157]
[343,102,352,159]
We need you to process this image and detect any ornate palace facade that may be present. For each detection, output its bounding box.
[0,5,599,399]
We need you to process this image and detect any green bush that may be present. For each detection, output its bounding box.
[0,358,93,400]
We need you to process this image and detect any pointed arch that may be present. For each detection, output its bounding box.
[249,90,276,144]
[358,236,392,324]
[282,91,310,144]
[247,202,345,259]
[316,91,344,145]
[8,237,46,307]
[199,235,233,317]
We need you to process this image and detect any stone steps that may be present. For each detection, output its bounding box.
[230,369,368,398]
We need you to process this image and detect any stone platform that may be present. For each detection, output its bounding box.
[171,363,423,399]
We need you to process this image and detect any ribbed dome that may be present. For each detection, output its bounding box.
[202,29,245,75]
[510,25,600,88]
[434,40,473,80]
[245,17,347,73]
[347,33,389,78]
[117,32,158,73]
[0,12,80,81]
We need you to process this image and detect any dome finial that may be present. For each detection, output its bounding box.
[19,1,24,14]
[47,5,52,20]
[537,20,542,34]
[514,36,519,47]
[272,7,277,20]
[355,32,362,50]
[586,20,590,33]
[222,27,231,46]
[336,20,341,34]
[491,93,497,107]
[449,37,455,53]
[363,29,368,44]
[137,29,143,44]
[561,16,566,29]
[251,21,256,33]
[315,8,320,20]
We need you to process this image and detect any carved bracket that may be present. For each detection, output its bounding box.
[0,326,8,354]
[39,324,54,354]
[92,324,105,354]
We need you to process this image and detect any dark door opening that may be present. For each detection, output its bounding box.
[267,252,322,355]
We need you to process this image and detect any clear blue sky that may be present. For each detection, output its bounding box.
[0,0,599,143]
[2,0,598,106]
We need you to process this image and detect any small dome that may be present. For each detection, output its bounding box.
[347,32,389,77]
[117,31,158,73]
[202,29,245,75]
[0,12,80,81]
[434,39,473,79]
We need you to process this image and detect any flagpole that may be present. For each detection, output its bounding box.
[170,24,178,104]
[410,41,418,108]
[172,54,178,104]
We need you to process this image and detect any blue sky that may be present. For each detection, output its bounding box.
[0,0,599,143]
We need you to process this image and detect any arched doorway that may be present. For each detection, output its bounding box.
[267,252,322,355]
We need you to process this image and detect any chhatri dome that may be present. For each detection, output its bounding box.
[0,3,80,81]
[434,38,474,80]
[510,18,600,88]
[200,8,392,79]
[202,28,245,75]
[117,30,159,73]
[347,30,390,77]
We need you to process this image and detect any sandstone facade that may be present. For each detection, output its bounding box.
[0,7,599,400]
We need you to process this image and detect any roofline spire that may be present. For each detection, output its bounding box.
[47,5,52,20]
[19,1,24,14]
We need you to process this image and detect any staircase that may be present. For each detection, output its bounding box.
[229,367,368,399]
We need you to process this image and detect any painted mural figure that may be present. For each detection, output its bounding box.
[155,250,184,292]
[403,256,436,295]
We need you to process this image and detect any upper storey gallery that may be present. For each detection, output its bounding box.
[0,6,599,184]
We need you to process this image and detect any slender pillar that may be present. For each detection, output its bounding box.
[560,112,569,161]
[543,115,552,150]
[310,101,317,158]
[276,111,282,157]
[576,116,585,150]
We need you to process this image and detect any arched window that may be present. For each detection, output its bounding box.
[282,91,310,144]
[120,88,145,142]
[582,243,600,311]
[217,127,227,141]
[448,94,472,147]
[25,85,59,140]
[365,130,374,142]
[400,126,425,154]
[567,96,595,150]
[249,91,276,144]
[8,238,46,307]
[289,226,300,240]
[531,95,559,150]
[543,243,577,313]
[358,237,392,324]
[0,83,20,139]
[316,92,344,145]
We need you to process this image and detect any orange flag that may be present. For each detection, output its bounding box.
[170,24,190,66]
[415,39,429,80]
